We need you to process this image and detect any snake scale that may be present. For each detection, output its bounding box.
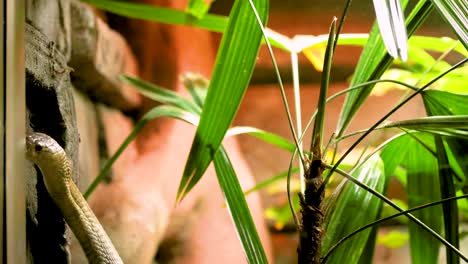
[26,132,123,264]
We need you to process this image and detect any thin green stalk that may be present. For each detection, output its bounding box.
[333,0,353,52]
[307,82,418,150]
[414,41,460,87]
[243,167,299,196]
[247,0,306,168]
[288,149,301,230]
[291,51,305,194]
[300,78,420,152]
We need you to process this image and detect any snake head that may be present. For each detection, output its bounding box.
[26,132,71,195]
[26,133,65,162]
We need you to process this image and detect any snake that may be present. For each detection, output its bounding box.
[26,132,123,264]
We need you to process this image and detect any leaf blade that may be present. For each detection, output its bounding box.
[121,75,201,114]
[431,0,468,50]
[311,18,336,154]
[435,136,459,264]
[81,0,228,32]
[84,105,199,198]
[227,126,297,153]
[405,135,442,264]
[177,0,269,201]
[372,0,408,61]
[213,148,268,263]
[322,155,386,263]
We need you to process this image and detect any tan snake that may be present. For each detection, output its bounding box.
[26,132,123,264]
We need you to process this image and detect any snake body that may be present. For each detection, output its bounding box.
[26,132,123,264]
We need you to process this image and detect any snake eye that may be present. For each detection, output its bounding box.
[35,145,43,152]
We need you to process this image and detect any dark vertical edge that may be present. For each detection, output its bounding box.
[5,0,26,263]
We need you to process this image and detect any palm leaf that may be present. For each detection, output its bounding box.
[177,0,268,201]
[372,0,408,61]
[84,105,199,198]
[405,135,442,264]
[81,0,227,32]
[85,103,268,263]
[435,136,459,264]
[227,126,296,153]
[336,0,433,136]
[431,0,468,50]
[423,90,468,187]
[323,194,468,262]
[121,75,201,114]
[321,155,385,263]
[337,115,468,141]
[213,148,268,263]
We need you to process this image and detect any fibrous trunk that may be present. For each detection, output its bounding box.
[297,158,325,264]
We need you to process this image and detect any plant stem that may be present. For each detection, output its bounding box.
[297,158,325,264]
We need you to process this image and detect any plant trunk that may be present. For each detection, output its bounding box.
[297,158,325,264]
